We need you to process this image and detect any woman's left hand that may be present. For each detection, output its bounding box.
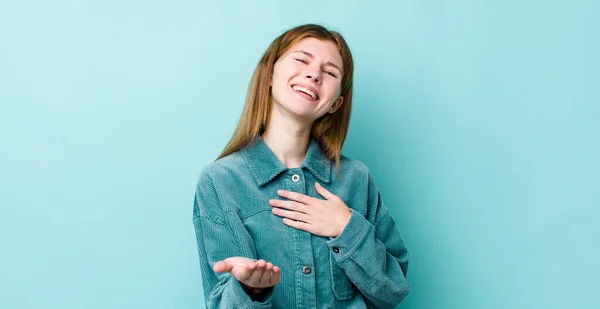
[269,182,351,238]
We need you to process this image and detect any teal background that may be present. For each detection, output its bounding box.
[1,1,598,308]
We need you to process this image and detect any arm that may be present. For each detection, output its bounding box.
[326,172,410,308]
[192,171,275,309]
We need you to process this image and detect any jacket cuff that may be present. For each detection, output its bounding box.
[326,208,372,262]
[226,277,273,308]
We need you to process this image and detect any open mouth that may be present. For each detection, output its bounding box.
[291,85,319,101]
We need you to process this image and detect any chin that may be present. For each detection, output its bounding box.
[283,104,319,121]
[273,96,321,119]
[289,108,315,119]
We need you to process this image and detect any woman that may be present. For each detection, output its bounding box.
[193,23,410,308]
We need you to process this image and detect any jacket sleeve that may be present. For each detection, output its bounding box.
[192,170,274,309]
[326,172,410,308]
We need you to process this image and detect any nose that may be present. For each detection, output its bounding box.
[304,67,321,84]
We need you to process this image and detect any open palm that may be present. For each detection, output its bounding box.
[213,257,281,290]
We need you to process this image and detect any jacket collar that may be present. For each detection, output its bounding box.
[241,136,332,187]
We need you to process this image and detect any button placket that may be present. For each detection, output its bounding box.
[285,168,315,306]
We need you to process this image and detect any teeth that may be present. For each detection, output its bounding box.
[292,85,317,99]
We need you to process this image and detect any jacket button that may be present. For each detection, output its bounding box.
[291,174,300,182]
[332,247,340,253]
[302,265,312,274]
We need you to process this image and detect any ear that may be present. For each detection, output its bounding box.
[328,96,344,114]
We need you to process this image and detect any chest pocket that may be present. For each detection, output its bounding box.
[329,253,357,301]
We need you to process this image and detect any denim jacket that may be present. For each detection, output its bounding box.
[193,136,410,308]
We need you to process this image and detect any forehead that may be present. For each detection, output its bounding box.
[287,37,343,65]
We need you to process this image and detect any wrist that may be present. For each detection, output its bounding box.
[337,208,352,236]
[241,283,269,302]
[241,282,261,293]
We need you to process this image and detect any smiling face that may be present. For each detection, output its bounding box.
[270,37,344,123]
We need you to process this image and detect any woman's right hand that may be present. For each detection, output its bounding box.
[213,257,281,292]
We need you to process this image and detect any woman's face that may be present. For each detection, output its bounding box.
[270,37,344,122]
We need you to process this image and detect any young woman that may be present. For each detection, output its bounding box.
[193,23,410,308]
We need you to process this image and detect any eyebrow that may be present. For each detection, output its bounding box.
[293,50,343,75]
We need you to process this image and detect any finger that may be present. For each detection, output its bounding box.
[212,260,232,273]
[269,199,307,213]
[260,262,273,286]
[272,207,309,222]
[314,182,335,200]
[270,266,281,285]
[277,190,315,204]
[282,218,312,233]
[246,259,266,286]
[214,256,249,273]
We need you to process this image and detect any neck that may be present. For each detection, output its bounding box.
[261,108,313,169]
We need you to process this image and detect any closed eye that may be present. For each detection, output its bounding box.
[295,57,338,78]
[324,70,337,78]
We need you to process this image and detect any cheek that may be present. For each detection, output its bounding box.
[272,65,290,87]
[324,83,342,100]
[272,72,287,90]
[270,73,290,102]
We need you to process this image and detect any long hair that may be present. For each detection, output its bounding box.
[217,24,354,175]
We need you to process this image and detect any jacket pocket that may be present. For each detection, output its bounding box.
[329,253,357,301]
